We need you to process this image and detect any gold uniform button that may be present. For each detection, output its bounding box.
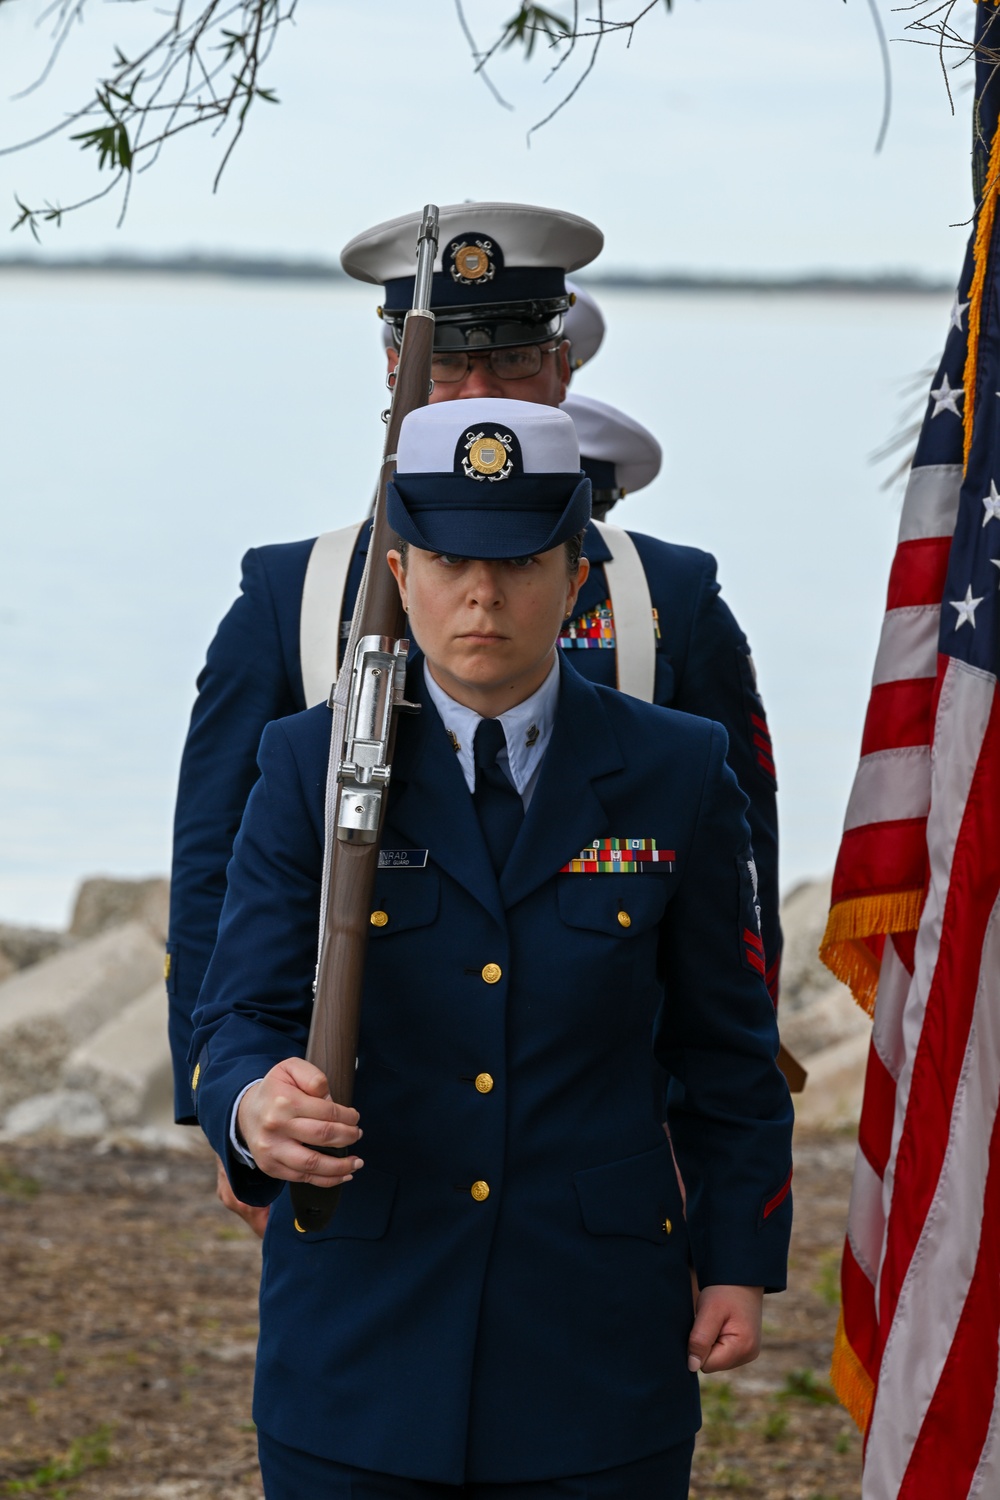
[475,1073,494,1094]
[294,1218,306,1233]
[617,910,632,929]
[481,963,502,985]
[191,1062,201,1092]
[470,1180,490,1202]
[370,910,389,928]
[662,1218,673,1235]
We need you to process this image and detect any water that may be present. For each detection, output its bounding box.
[0,272,951,925]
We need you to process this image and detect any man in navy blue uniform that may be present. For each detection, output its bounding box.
[168,202,781,1148]
[190,399,793,1499]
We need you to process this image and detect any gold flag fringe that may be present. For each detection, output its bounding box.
[831,1309,875,1435]
[819,889,925,1017]
[963,76,1000,467]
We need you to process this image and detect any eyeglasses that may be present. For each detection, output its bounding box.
[430,344,560,384]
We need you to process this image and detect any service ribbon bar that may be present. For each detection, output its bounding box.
[558,600,616,650]
[560,838,676,874]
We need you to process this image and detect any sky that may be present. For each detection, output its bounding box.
[0,0,982,277]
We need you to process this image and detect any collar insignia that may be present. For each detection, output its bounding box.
[450,239,496,285]
[447,729,461,753]
[525,724,540,747]
[463,429,513,482]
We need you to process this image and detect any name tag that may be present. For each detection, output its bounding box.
[378,848,429,869]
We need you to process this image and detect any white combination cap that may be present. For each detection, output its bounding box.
[560,393,662,498]
[388,399,590,559]
[397,399,580,475]
[343,202,602,290]
[345,201,603,352]
[564,281,605,370]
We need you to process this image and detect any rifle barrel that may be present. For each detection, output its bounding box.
[290,208,439,1234]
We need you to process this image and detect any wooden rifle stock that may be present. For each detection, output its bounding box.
[290,211,438,1232]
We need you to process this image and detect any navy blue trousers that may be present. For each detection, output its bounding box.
[257,1433,695,1499]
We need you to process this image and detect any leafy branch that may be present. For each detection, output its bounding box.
[455,1,671,143]
[2,0,293,237]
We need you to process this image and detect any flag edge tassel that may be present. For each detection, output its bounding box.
[963,48,1000,465]
[818,890,924,1016]
[830,1307,875,1435]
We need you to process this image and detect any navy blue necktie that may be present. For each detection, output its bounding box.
[472,719,524,875]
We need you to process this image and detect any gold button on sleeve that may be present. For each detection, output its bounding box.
[370,910,389,928]
[163,952,172,980]
[617,910,631,928]
[470,1180,490,1202]
[481,963,502,984]
[662,1218,672,1235]
[474,1073,494,1094]
[190,1062,200,1092]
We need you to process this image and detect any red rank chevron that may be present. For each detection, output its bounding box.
[743,926,765,977]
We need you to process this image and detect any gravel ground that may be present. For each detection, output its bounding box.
[0,1128,861,1499]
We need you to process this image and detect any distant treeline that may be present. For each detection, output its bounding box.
[0,252,952,295]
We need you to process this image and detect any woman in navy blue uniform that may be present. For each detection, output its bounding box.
[169,203,782,1137]
[190,399,792,1498]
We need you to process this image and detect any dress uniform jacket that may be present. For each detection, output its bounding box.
[170,521,781,1123]
[190,660,793,1486]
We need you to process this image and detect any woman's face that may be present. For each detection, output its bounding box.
[386,544,588,714]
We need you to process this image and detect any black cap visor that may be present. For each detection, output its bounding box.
[386,298,568,352]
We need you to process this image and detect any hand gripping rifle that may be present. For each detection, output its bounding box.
[290,205,439,1233]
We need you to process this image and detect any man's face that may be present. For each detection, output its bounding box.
[385,339,572,408]
[386,544,588,714]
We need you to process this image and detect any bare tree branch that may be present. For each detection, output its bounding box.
[453,0,514,111]
[3,0,294,236]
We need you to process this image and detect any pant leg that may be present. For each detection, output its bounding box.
[257,1432,459,1499]
[257,1434,695,1500]
[470,1441,695,1500]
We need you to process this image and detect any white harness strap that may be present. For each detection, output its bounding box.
[299,518,656,709]
[299,521,367,708]
[592,519,656,703]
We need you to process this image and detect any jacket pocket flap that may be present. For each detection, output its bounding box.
[368,867,440,937]
[573,1142,683,1245]
[557,875,668,936]
[284,1163,397,1243]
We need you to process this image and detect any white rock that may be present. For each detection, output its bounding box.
[779,979,871,1060]
[3,1088,108,1138]
[793,1030,872,1132]
[0,921,163,1111]
[63,981,172,1126]
[779,875,837,1011]
[70,875,169,943]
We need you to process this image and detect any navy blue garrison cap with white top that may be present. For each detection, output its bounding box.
[387,399,591,559]
[343,202,603,352]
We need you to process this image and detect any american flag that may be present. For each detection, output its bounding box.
[820,9,1000,1491]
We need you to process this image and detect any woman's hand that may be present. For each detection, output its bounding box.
[236,1057,363,1186]
[687,1285,764,1374]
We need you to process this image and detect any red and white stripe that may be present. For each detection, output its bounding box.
[863,663,1000,1496]
[831,448,1000,1494]
[828,465,960,945]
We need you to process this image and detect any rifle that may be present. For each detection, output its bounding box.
[290,205,439,1233]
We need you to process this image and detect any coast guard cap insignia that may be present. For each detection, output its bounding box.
[450,239,496,285]
[463,429,513,482]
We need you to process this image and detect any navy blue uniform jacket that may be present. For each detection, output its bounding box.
[171,521,781,1122]
[190,662,793,1485]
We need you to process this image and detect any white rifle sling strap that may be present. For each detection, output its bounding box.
[299,521,368,707]
[591,519,656,703]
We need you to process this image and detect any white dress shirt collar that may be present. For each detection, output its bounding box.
[421,654,561,801]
